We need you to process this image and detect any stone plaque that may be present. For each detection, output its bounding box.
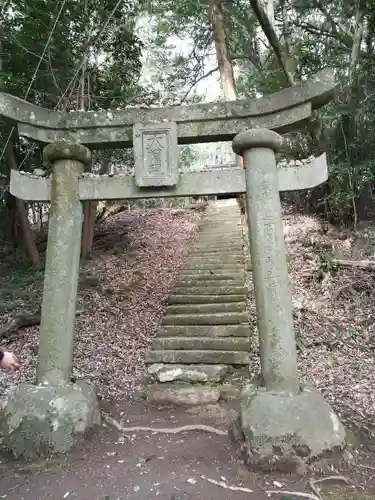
[133,122,179,188]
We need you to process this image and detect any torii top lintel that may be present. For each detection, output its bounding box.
[0,69,336,149]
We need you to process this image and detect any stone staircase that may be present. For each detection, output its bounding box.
[146,199,251,405]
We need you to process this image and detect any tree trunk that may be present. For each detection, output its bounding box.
[81,200,97,260]
[208,0,245,212]
[250,0,295,86]
[5,146,40,266]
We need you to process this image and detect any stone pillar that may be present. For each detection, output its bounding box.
[230,129,345,472]
[232,129,298,394]
[37,141,91,385]
[0,141,100,460]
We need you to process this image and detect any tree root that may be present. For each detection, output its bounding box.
[102,414,227,436]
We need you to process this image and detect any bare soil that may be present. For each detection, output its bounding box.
[0,401,374,500]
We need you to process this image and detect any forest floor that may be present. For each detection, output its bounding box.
[0,202,375,499]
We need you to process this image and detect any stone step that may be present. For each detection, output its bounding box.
[195,234,242,242]
[183,263,244,271]
[163,312,248,325]
[188,249,244,256]
[200,218,240,224]
[147,384,221,406]
[171,285,247,295]
[193,239,243,245]
[157,324,251,337]
[168,294,245,304]
[174,279,245,288]
[183,263,249,271]
[185,256,244,264]
[148,364,229,383]
[197,232,242,237]
[192,242,243,249]
[166,302,246,315]
[178,271,244,279]
[146,350,251,365]
[153,336,250,351]
[196,230,242,237]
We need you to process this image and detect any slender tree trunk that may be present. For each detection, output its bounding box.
[208,0,245,213]
[79,2,97,261]
[6,146,40,266]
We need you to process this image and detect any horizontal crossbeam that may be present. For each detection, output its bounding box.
[0,70,336,148]
[10,153,327,201]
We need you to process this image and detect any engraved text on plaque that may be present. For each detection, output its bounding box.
[133,122,179,187]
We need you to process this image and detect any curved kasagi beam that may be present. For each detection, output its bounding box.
[0,69,336,147]
[10,153,328,202]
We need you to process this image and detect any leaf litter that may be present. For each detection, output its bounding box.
[244,203,375,438]
[0,207,201,406]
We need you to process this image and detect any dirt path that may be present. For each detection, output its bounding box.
[0,401,374,500]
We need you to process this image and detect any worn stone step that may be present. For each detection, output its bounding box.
[196,231,242,237]
[153,336,250,351]
[180,268,244,276]
[148,363,229,383]
[182,261,245,271]
[198,232,242,238]
[174,279,245,287]
[189,249,244,256]
[193,242,243,249]
[185,256,244,264]
[178,273,244,281]
[166,302,246,315]
[168,294,245,304]
[147,384,221,406]
[157,324,251,337]
[195,235,242,242]
[171,285,247,295]
[146,350,251,365]
[181,268,246,275]
[163,312,248,325]
[200,219,240,225]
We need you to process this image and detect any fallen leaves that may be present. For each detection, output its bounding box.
[0,207,201,406]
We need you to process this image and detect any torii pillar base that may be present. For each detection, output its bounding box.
[231,130,346,472]
[0,381,100,460]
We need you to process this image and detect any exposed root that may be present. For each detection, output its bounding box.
[103,414,228,436]
[266,491,319,500]
[201,475,253,493]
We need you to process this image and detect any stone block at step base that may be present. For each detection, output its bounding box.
[148,364,229,383]
[166,302,246,315]
[171,285,247,295]
[146,350,250,365]
[0,381,100,460]
[163,312,248,325]
[168,294,245,305]
[236,383,346,473]
[147,384,221,406]
[157,324,251,337]
[152,336,250,351]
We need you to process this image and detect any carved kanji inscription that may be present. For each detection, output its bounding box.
[133,122,179,187]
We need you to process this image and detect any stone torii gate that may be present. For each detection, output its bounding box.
[0,69,346,464]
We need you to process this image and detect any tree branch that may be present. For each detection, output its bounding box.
[179,66,219,104]
[250,0,295,86]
